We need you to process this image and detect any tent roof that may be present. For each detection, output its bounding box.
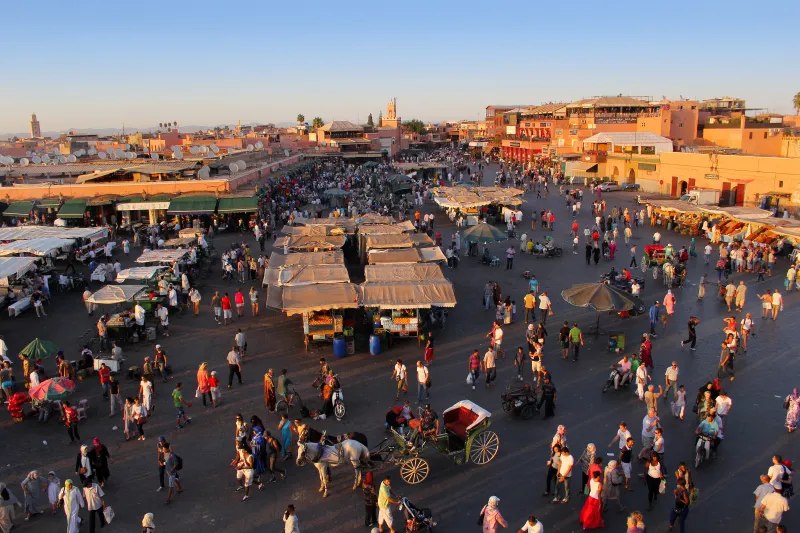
[411,233,435,247]
[135,249,188,264]
[278,283,361,316]
[319,120,363,132]
[87,284,148,304]
[364,234,414,250]
[0,237,74,257]
[567,96,652,108]
[293,217,356,233]
[116,266,168,283]
[0,226,106,241]
[357,213,396,225]
[3,200,35,217]
[360,280,457,309]
[0,257,38,279]
[418,247,447,263]
[217,197,259,213]
[367,248,423,264]
[264,264,350,286]
[364,263,446,282]
[267,251,344,269]
[357,224,407,236]
[274,235,346,250]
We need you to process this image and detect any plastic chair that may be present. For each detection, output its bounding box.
[77,399,89,421]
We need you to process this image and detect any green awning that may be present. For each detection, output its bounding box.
[3,201,34,217]
[57,199,88,219]
[217,197,259,213]
[167,196,217,215]
[38,198,62,209]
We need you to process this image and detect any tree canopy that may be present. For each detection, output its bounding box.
[367,113,374,127]
[296,114,305,124]
[311,117,324,129]
[403,119,426,134]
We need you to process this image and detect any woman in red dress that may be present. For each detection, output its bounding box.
[579,470,605,530]
[639,334,653,371]
[423,333,435,366]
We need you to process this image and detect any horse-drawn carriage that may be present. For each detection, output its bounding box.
[640,245,687,287]
[370,400,500,485]
[500,384,540,419]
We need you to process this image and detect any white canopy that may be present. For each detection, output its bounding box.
[0,238,74,257]
[87,284,148,304]
[136,249,188,264]
[0,226,107,242]
[443,400,492,432]
[116,266,168,283]
[0,257,38,281]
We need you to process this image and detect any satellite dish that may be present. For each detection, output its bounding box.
[173,151,183,160]
[295,136,301,141]
[127,152,136,160]
[124,144,130,150]
[284,149,290,157]
[255,141,263,150]
[228,148,236,154]
[246,145,254,152]
[151,153,159,161]
[228,163,238,173]
[67,154,77,163]
[115,148,125,158]
[106,147,114,155]
[237,160,247,170]
[98,152,107,160]
[42,155,51,163]
[20,157,29,166]
[321,142,327,147]
[198,166,210,178]
[88,148,97,155]
[200,146,208,153]
[32,156,42,164]
[210,144,219,154]
[59,156,67,163]
[190,146,199,154]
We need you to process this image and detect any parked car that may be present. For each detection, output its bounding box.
[621,183,641,191]
[597,182,621,192]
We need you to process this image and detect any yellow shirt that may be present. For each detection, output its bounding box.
[524,293,536,309]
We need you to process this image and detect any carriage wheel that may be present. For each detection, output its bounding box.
[520,404,537,420]
[470,431,500,465]
[640,259,647,272]
[334,401,346,420]
[399,457,430,484]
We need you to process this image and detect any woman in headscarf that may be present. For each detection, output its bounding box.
[75,445,93,485]
[578,443,597,493]
[639,334,653,371]
[602,460,625,513]
[697,391,714,422]
[479,496,507,533]
[123,397,137,441]
[579,470,605,529]
[0,482,23,533]
[46,471,61,514]
[88,438,111,487]
[58,480,84,533]
[20,471,45,520]
[263,369,276,413]
[142,512,156,533]
[785,388,800,433]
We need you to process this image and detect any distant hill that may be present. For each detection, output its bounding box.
[2,121,304,139]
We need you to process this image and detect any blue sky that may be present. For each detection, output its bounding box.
[2,0,798,134]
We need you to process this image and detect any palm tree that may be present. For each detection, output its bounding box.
[794,92,800,115]
[296,114,305,124]
[312,117,324,129]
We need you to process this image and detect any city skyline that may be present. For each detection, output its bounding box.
[2,0,799,134]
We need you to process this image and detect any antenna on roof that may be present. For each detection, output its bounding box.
[32,156,42,164]
[98,152,107,160]
[151,153,159,161]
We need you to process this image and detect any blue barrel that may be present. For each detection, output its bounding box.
[369,334,381,356]
[333,338,347,359]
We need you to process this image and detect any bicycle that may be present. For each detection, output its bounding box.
[276,385,302,417]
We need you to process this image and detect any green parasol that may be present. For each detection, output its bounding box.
[323,188,351,197]
[19,338,60,359]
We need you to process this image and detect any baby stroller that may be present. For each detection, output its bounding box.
[400,496,436,532]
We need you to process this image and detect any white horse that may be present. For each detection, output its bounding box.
[296,439,370,498]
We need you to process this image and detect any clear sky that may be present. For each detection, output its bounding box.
[2,0,798,135]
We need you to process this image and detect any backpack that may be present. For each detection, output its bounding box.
[174,454,183,471]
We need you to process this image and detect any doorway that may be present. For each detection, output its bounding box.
[679,181,688,196]
[627,168,635,184]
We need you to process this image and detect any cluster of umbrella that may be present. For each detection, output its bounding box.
[462,222,508,244]
[18,338,76,402]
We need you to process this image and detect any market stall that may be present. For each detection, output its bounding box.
[135,249,189,265]
[267,282,360,351]
[266,250,344,269]
[360,279,457,344]
[115,266,169,285]
[263,264,350,287]
[361,234,414,264]
[0,238,74,258]
[273,234,347,253]
[0,257,38,287]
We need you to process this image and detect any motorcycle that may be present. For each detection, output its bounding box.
[694,434,715,468]
[602,366,632,393]
[332,388,346,420]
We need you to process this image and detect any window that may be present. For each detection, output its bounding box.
[679,123,683,128]
[641,122,646,127]
[749,132,753,140]
[691,105,697,110]
[641,146,656,155]
[779,181,784,188]
[764,132,768,139]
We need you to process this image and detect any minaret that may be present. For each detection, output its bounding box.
[30,113,41,138]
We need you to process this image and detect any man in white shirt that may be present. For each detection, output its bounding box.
[635,363,650,400]
[653,231,661,244]
[704,243,713,265]
[639,409,659,459]
[83,478,107,531]
[156,304,169,337]
[134,303,146,334]
[664,361,680,403]
[768,455,790,489]
[614,355,632,390]
[415,361,430,402]
[518,516,543,533]
[492,325,504,356]
[29,367,40,388]
[757,487,790,531]
[0,335,9,365]
[714,390,732,429]
[538,292,552,325]
[631,280,641,297]
[608,421,632,450]
[771,289,783,320]
[554,447,574,503]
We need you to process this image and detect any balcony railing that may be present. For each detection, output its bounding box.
[501,134,551,142]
